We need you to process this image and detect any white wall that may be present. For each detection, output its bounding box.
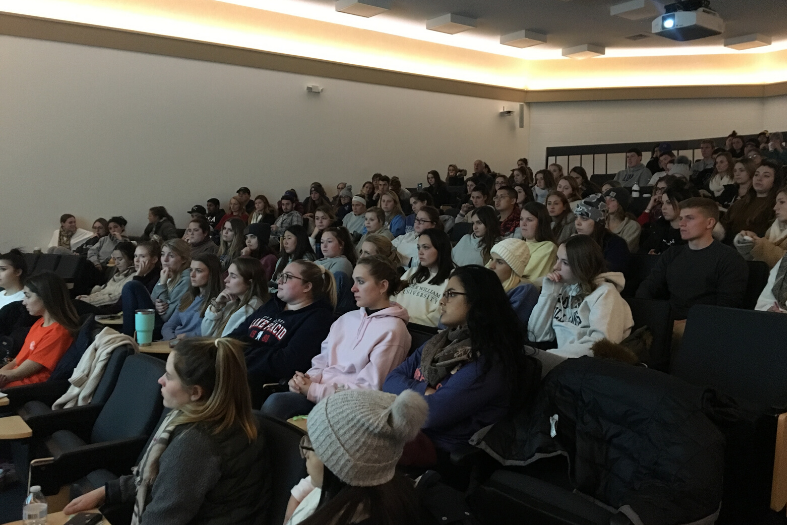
[764,95,787,134]
[0,35,529,251]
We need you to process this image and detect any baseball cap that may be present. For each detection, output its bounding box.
[188,205,207,215]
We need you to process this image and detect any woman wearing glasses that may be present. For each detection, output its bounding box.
[229,260,336,407]
[384,265,539,458]
[636,175,675,227]
[639,181,693,255]
[392,206,442,269]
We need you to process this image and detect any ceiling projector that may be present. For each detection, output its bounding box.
[652,6,724,41]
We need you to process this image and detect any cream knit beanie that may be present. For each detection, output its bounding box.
[490,238,531,277]
[307,389,428,487]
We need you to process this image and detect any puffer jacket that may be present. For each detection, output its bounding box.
[474,357,727,525]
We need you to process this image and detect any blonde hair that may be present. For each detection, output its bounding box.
[161,238,192,292]
[290,259,337,309]
[171,337,257,442]
[360,233,400,267]
[207,258,270,337]
[380,190,405,223]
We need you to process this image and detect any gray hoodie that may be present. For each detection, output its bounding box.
[614,164,652,188]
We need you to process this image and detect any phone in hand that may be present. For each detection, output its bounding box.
[67,513,104,525]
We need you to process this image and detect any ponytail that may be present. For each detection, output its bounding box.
[171,337,257,442]
[292,260,337,309]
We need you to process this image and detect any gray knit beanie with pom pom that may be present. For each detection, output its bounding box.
[307,389,428,487]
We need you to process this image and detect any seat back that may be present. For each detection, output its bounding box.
[24,253,40,274]
[91,354,165,444]
[742,260,769,310]
[90,345,136,405]
[673,305,787,412]
[258,414,306,525]
[407,323,438,356]
[49,315,100,382]
[625,298,672,372]
[55,255,82,282]
[589,174,615,186]
[622,253,660,297]
[450,222,472,244]
[32,254,60,275]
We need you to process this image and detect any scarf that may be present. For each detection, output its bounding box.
[766,219,787,243]
[131,409,180,525]
[772,256,787,310]
[419,327,472,387]
[58,228,73,249]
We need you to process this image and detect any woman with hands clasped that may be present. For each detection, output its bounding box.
[202,258,270,337]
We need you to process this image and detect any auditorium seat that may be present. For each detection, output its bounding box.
[450,222,472,244]
[742,260,769,310]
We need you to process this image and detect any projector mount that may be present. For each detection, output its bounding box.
[664,0,712,14]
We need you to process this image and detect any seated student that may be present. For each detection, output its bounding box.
[603,187,642,252]
[357,207,394,255]
[140,206,178,243]
[637,198,748,328]
[73,218,108,257]
[379,190,406,237]
[452,206,500,266]
[574,195,631,273]
[64,337,270,523]
[87,216,129,269]
[272,193,305,245]
[0,272,80,388]
[717,159,755,212]
[393,205,442,269]
[384,265,537,455]
[206,198,225,231]
[183,215,218,259]
[613,148,652,188]
[487,239,539,329]
[161,254,223,342]
[405,191,434,232]
[48,214,95,254]
[756,251,787,312]
[217,218,247,272]
[335,187,353,221]
[528,235,633,359]
[425,170,452,208]
[130,241,161,294]
[262,256,411,420]
[271,225,317,288]
[284,390,428,525]
[360,181,376,209]
[203,258,270,337]
[395,228,454,327]
[302,183,332,221]
[216,196,249,231]
[308,205,340,259]
[0,250,27,310]
[514,202,559,282]
[569,166,600,198]
[705,151,734,198]
[546,191,577,244]
[390,176,411,214]
[512,166,533,187]
[230,260,336,406]
[359,233,402,273]
[721,159,782,244]
[534,169,556,204]
[514,182,535,208]
[341,196,367,237]
[556,176,583,211]
[121,239,192,338]
[735,185,787,268]
[495,186,521,236]
[75,241,137,313]
[637,175,674,227]
[601,180,622,193]
[279,189,306,216]
[456,184,492,223]
[315,227,356,277]
[639,182,693,255]
[241,222,277,280]
[249,194,277,225]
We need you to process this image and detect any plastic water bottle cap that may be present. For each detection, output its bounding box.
[29,486,41,492]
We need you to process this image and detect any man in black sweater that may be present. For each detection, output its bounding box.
[637,197,748,329]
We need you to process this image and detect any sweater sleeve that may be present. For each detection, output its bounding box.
[636,248,671,300]
[389,216,406,237]
[139,428,223,525]
[755,258,781,311]
[383,346,429,396]
[619,220,642,253]
[151,271,190,322]
[751,238,786,269]
[86,237,104,266]
[105,474,137,506]
[714,247,748,309]
[527,279,561,343]
[161,308,181,340]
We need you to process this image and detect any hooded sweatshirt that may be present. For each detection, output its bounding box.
[230,297,335,385]
[305,304,411,403]
[395,267,449,327]
[523,240,558,282]
[528,272,634,359]
[452,234,486,267]
[614,164,652,188]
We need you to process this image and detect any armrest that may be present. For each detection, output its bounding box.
[449,445,483,467]
[25,404,104,441]
[770,412,787,513]
[2,380,70,412]
[32,436,148,488]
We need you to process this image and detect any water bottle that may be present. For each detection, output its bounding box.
[23,485,47,525]
[631,183,640,197]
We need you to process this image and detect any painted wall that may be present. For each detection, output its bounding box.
[0,35,528,250]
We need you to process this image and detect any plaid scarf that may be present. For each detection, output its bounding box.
[58,228,73,249]
[419,327,472,387]
[131,410,180,525]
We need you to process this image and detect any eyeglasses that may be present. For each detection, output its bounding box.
[414,218,435,225]
[442,290,468,300]
[655,186,667,194]
[299,435,313,459]
[277,272,305,284]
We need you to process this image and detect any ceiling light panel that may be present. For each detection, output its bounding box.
[335,0,390,18]
[724,34,772,51]
[426,14,476,35]
[500,30,548,48]
[562,44,606,59]
[611,0,663,20]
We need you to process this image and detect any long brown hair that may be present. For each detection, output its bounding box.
[564,235,606,295]
[321,227,358,266]
[24,272,81,336]
[208,257,270,337]
[218,218,247,260]
[179,254,223,316]
[171,337,257,441]
[469,206,500,264]
[547,191,572,237]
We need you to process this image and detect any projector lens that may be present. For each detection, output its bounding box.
[662,15,675,29]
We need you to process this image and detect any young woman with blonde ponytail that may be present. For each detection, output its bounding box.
[63,337,270,523]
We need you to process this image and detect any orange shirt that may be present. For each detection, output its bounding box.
[5,319,73,388]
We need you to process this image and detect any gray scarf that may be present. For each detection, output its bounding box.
[419,327,472,387]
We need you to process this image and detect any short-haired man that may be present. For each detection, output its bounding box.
[237,187,255,214]
[473,159,494,189]
[186,216,218,258]
[494,186,521,236]
[372,175,391,206]
[614,148,652,188]
[636,198,748,334]
[456,183,491,222]
[691,139,716,180]
[647,151,676,185]
[270,193,303,245]
[206,198,225,231]
[342,196,367,236]
[765,131,787,164]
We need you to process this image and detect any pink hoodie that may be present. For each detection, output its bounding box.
[305,303,411,403]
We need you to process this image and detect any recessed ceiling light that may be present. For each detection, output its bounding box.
[500,30,547,48]
[562,44,606,59]
[724,33,772,50]
[335,0,391,18]
[610,0,662,20]
[426,14,476,35]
